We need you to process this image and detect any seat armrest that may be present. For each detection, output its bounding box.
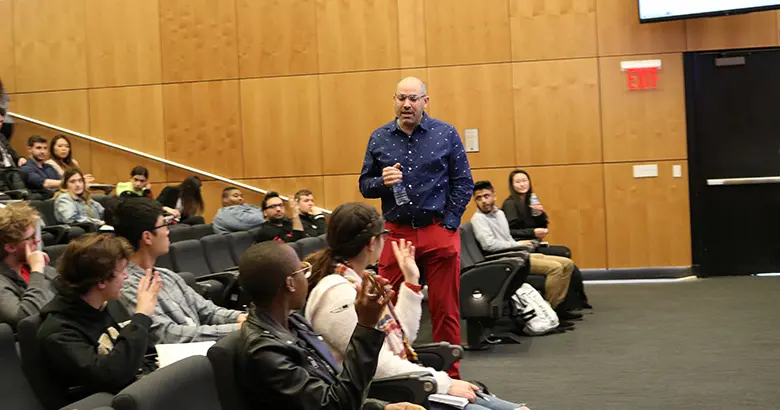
[414,342,464,371]
[42,225,69,244]
[59,392,114,410]
[369,371,437,406]
[194,271,238,283]
[460,258,527,319]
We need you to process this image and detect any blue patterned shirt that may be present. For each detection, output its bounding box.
[359,113,474,228]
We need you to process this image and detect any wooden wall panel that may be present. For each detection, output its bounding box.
[319,70,405,175]
[241,76,323,178]
[687,11,779,51]
[0,0,15,93]
[600,53,687,162]
[163,81,243,180]
[13,0,88,92]
[88,86,166,184]
[604,161,691,268]
[159,0,239,83]
[323,174,382,212]
[12,90,92,173]
[509,0,597,61]
[427,64,515,169]
[513,58,601,166]
[237,0,318,78]
[398,0,427,68]
[316,0,400,72]
[528,164,607,269]
[424,0,511,66]
[596,0,686,56]
[85,0,162,88]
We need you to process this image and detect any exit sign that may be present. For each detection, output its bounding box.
[621,59,662,90]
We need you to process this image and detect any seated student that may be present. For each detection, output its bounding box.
[471,181,581,323]
[213,186,265,234]
[37,234,162,405]
[295,188,327,237]
[156,175,205,225]
[0,203,57,329]
[305,202,522,410]
[0,107,29,198]
[114,197,247,344]
[54,168,105,227]
[46,134,88,179]
[502,169,591,309]
[237,240,420,410]
[253,191,306,243]
[20,135,61,199]
[116,166,153,199]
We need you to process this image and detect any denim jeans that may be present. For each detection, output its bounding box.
[430,395,525,410]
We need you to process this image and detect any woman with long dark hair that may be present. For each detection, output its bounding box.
[156,175,205,225]
[502,169,591,309]
[304,203,523,410]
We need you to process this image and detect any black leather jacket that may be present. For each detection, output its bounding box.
[237,310,387,410]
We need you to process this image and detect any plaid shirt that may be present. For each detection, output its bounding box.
[121,262,242,345]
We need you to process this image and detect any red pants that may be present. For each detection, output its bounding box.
[379,221,462,379]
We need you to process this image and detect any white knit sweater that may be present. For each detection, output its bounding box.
[305,267,453,394]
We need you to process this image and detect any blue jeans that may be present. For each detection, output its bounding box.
[430,395,524,410]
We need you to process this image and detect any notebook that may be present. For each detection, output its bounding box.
[428,394,469,409]
[155,341,216,368]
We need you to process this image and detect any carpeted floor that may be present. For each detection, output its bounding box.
[420,276,780,409]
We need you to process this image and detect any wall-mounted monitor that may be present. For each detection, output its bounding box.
[639,0,780,23]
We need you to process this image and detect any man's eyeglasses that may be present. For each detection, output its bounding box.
[288,261,312,279]
[394,94,426,103]
[264,203,285,210]
[151,221,175,231]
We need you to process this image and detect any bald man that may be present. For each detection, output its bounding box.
[359,77,474,379]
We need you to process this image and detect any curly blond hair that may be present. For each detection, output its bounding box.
[0,203,39,257]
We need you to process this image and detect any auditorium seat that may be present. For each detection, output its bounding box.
[0,323,44,410]
[43,244,67,267]
[296,236,326,260]
[190,224,214,240]
[30,200,88,241]
[154,251,174,271]
[226,231,253,265]
[201,234,237,273]
[459,222,530,349]
[112,356,221,410]
[207,331,247,410]
[169,240,234,306]
[168,224,193,243]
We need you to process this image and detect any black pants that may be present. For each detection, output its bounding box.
[537,245,590,309]
[0,122,14,141]
[180,216,206,225]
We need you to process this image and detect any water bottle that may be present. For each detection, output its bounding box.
[530,193,541,217]
[393,182,410,206]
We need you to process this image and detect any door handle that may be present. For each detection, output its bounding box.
[707,176,780,186]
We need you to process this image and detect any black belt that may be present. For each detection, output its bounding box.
[391,212,442,229]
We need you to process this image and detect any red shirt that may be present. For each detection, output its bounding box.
[20,265,31,283]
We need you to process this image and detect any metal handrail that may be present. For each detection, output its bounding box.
[8,111,326,210]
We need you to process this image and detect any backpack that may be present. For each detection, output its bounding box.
[510,283,559,335]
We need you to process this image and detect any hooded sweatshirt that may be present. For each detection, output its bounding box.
[37,287,152,404]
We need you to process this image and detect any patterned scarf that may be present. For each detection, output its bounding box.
[334,262,418,362]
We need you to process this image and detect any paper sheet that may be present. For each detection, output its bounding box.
[155,341,216,368]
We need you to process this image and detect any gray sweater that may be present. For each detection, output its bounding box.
[0,261,57,329]
[471,207,527,253]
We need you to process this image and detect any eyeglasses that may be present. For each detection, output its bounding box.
[20,232,37,242]
[151,221,175,231]
[374,229,391,238]
[264,203,285,210]
[394,94,426,103]
[288,261,312,279]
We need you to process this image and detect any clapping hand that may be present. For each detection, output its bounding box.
[391,239,419,286]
